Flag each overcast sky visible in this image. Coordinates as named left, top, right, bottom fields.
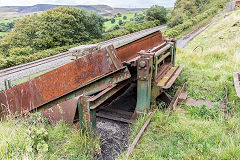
left=0, top=0, right=176, bottom=8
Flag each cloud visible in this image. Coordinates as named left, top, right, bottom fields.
left=0, top=0, right=175, bottom=8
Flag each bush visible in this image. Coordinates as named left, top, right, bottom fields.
left=0, top=7, right=104, bottom=52
left=9, top=46, right=34, bottom=56
left=113, top=25, right=120, bottom=30
left=146, top=5, right=167, bottom=24
left=119, top=19, right=123, bottom=25
left=111, top=18, right=116, bottom=24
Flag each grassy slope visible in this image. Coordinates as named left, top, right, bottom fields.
left=0, top=114, right=100, bottom=159
left=120, top=9, right=240, bottom=160
left=178, top=9, right=240, bottom=103
left=104, top=12, right=140, bottom=31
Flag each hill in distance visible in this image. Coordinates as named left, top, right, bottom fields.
left=0, top=4, right=145, bottom=19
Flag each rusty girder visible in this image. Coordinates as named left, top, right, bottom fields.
left=0, top=30, right=183, bottom=129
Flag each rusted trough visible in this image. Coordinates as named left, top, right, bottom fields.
left=0, top=30, right=182, bottom=130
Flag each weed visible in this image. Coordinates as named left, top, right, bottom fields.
left=0, top=113, right=100, bottom=159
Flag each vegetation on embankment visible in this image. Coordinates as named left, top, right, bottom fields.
left=120, top=9, right=240, bottom=160
left=0, top=113, right=100, bottom=159
left=164, top=0, right=228, bottom=38
left=121, top=108, right=240, bottom=159
left=178, top=9, right=240, bottom=104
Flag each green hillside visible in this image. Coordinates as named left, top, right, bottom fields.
left=104, top=12, right=143, bottom=32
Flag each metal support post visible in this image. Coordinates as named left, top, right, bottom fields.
left=136, top=55, right=153, bottom=114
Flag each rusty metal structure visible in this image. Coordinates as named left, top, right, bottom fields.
left=0, top=30, right=182, bottom=130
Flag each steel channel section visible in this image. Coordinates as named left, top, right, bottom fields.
left=0, top=45, right=128, bottom=120
left=42, top=97, right=79, bottom=125
left=116, top=31, right=165, bottom=63
left=136, top=53, right=154, bottom=114
left=28, top=67, right=131, bottom=124
left=78, top=78, right=133, bottom=130
left=136, top=39, right=181, bottom=114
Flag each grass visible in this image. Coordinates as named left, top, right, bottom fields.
left=0, top=17, right=19, bottom=23
left=104, top=12, right=142, bottom=32
left=119, top=9, right=240, bottom=160
left=0, top=113, right=100, bottom=159
left=0, top=32, right=8, bottom=37
left=177, top=10, right=240, bottom=104
left=120, top=109, right=240, bottom=159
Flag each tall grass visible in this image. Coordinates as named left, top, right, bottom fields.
left=177, top=10, right=240, bottom=104
left=0, top=114, right=100, bottom=159
left=120, top=109, right=240, bottom=159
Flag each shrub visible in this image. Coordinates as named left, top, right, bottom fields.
left=146, top=5, right=167, bottom=24
left=0, top=7, right=104, bottom=51
left=164, top=4, right=223, bottom=38
left=119, top=19, right=123, bottom=25
left=9, top=46, right=34, bottom=56
left=111, top=18, right=116, bottom=24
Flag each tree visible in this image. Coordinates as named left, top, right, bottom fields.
left=0, top=7, right=104, bottom=52
left=118, top=20, right=123, bottom=25
left=123, top=16, right=127, bottom=20
left=135, top=14, right=145, bottom=23
left=113, top=25, right=120, bottom=30
left=117, top=13, right=122, bottom=17
left=146, top=5, right=167, bottom=24
left=111, top=18, right=116, bottom=24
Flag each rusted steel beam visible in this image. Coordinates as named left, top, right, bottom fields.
left=116, top=31, right=165, bottom=63
left=42, top=97, right=79, bottom=125
left=126, top=109, right=157, bottom=158
left=168, top=83, right=187, bottom=118
left=0, top=45, right=127, bottom=119
left=233, top=72, right=240, bottom=98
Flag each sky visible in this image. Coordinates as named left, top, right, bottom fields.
left=0, top=0, right=176, bottom=8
